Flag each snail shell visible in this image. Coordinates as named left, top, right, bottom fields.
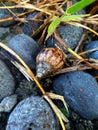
left=36, top=47, right=65, bottom=78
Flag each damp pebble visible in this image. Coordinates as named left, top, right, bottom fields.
left=0, top=59, right=15, bottom=101
left=84, top=40, right=98, bottom=59
left=0, top=3, right=22, bottom=27
left=7, top=34, right=40, bottom=69
left=53, top=71, right=98, bottom=120
left=0, top=27, right=14, bottom=43
left=0, top=95, right=17, bottom=112
left=46, top=0, right=85, bottom=53
left=22, top=12, right=43, bottom=36
left=6, top=96, right=59, bottom=130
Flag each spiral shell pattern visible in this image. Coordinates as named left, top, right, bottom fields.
left=36, top=48, right=65, bottom=78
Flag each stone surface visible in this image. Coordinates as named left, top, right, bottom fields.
left=6, top=96, right=59, bottom=130
left=53, top=70, right=98, bottom=120
left=0, top=27, right=14, bottom=43
left=22, top=12, right=43, bottom=36
left=46, top=0, right=85, bottom=53
left=84, top=40, right=98, bottom=76
left=7, top=34, right=40, bottom=69
left=0, top=59, right=15, bottom=101
left=0, top=3, right=22, bottom=27
left=84, top=40, right=98, bottom=59
left=0, top=94, right=17, bottom=112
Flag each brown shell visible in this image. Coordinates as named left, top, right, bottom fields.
left=36, top=48, right=65, bottom=78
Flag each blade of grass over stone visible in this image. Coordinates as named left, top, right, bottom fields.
left=66, top=0, right=96, bottom=14
left=67, top=21, right=98, bottom=36
left=0, top=42, right=46, bottom=95
left=54, top=30, right=98, bottom=71
left=44, top=95, right=68, bottom=130
left=48, top=14, right=88, bottom=37
left=0, top=42, right=68, bottom=130
left=48, top=17, right=61, bottom=36
left=61, top=14, right=90, bottom=21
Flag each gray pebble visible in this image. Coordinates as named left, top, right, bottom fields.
left=6, top=96, right=59, bottom=130
left=84, top=40, right=98, bottom=76
left=0, top=59, right=15, bottom=101
left=22, top=12, right=43, bottom=36
left=7, top=34, right=40, bottom=69
left=46, top=0, right=85, bottom=53
left=53, top=71, right=98, bottom=120
left=0, top=3, right=22, bottom=27
left=0, top=94, right=17, bottom=112
left=84, top=40, right=98, bottom=59
left=0, top=27, right=14, bottom=43
left=46, top=24, right=83, bottom=53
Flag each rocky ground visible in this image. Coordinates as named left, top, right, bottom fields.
left=0, top=0, right=98, bottom=130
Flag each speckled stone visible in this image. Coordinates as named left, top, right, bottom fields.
left=46, top=0, right=85, bottom=53
left=53, top=71, right=98, bottom=120
left=22, top=12, right=43, bottom=36
left=0, top=94, right=17, bottom=112
left=6, top=96, right=59, bottom=130
left=7, top=34, right=40, bottom=69
left=0, top=27, right=14, bottom=43
left=0, top=3, right=22, bottom=27
left=84, top=40, right=98, bottom=59
left=0, top=59, right=15, bottom=101
left=83, top=40, right=98, bottom=76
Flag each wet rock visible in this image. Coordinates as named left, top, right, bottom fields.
left=22, top=12, right=43, bottom=36
left=84, top=40, right=98, bottom=76
left=6, top=96, right=59, bottom=130
left=0, top=27, right=14, bottom=43
left=0, top=59, right=15, bottom=101
left=0, top=95, right=17, bottom=112
left=46, top=0, right=85, bottom=53
left=7, top=34, right=40, bottom=69
left=0, top=3, right=22, bottom=27
left=84, top=40, right=98, bottom=59
left=53, top=70, right=98, bottom=120
left=46, top=24, right=83, bottom=54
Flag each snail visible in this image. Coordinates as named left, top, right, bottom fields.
left=36, top=47, right=66, bottom=78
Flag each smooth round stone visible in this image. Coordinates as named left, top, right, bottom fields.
left=0, top=59, right=15, bottom=101
left=46, top=0, right=85, bottom=53
left=84, top=40, right=98, bottom=59
left=84, top=40, right=98, bottom=76
left=0, top=27, right=14, bottom=43
left=7, top=34, right=40, bottom=69
left=22, top=12, right=43, bottom=36
left=6, top=96, right=59, bottom=130
left=46, top=24, right=83, bottom=54
left=53, top=71, right=98, bottom=120
left=0, top=3, right=22, bottom=27
left=0, top=94, right=17, bottom=112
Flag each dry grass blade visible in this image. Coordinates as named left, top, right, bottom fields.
left=0, top=42, right=46, bottom=94
left=54, top=28, right=98, bottom=70
left=44, top=94, right=69, bottom=130
left=0, top=41, right=68, bottom=130
left=46, top=92, right=69, bottom=113
left=79, top=48, right=98, bottom=56
left=0, top=3, right=52, bottom=15
left=67, top=21, right=98, bottom=36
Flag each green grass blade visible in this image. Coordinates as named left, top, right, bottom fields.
left=66, top=0, right=96, bottom=14
left=48, top=17, right=61, bottom=36
left=61, top=14, right=89, bottom=21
